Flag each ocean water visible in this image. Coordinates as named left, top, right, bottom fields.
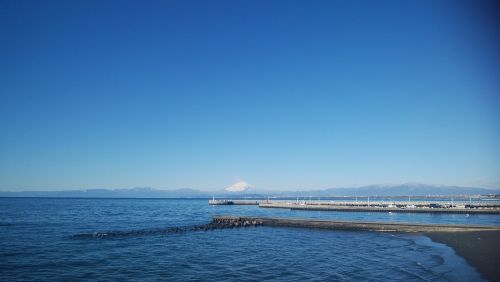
left=0, top=198, right=498, bottom=281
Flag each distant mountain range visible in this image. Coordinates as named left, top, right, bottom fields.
left=0, top=183, right=499, bottom=198
left=271, top=183, right=500, bottom=197
left=0, top=187, right=209, bottom=198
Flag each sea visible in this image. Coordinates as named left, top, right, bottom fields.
left=1, top=198, right=499, bottom=281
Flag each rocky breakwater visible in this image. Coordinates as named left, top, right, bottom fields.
left=72, top=216, right=263, bottom=239
left=208, top=216, right=264, bottom=229
left=213, top=216, right=500, bottom=232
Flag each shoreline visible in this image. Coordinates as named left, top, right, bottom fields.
left=213, top=216, right=500, bottom=281
left=425, top=231, right=500, bottom=282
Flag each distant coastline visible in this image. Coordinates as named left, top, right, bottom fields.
left=1, top=183, right=499, bottom=198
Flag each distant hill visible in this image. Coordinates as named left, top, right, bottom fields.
left=0, top=183, right=498, bottom=198
left=273, top=183, right=500, bottom=197
left=0, top=187, right=211, bottom=198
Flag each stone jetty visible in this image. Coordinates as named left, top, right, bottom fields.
left=208, top=199, right=260, bottom=205
left=72, top=217, right=263, bottom=239
left=212, top=216, right=500, bottom=232
left=73, top=216, right=499, bottom=239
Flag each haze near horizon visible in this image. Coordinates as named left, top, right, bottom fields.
left=1, top=0, right=499, bottom=191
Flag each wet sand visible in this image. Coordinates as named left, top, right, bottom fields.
left=425, top=231, right=500, bottom=282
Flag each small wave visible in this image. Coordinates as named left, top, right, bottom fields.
left=396, top=267, right=433, bottom=281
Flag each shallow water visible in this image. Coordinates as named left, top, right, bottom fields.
left=0, top=198, right=495, bottom=281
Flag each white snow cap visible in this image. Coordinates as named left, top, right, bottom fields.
left=225, top=181, right=252, bottom=192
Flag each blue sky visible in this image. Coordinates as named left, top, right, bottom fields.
left=1, top=0, right=499, bottom=191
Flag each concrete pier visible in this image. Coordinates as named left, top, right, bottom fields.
left=212, top=216, right=500, bottom=232
left=209, top=200, right=261, bottom=205
left=259, top=202, right=500, bottom=214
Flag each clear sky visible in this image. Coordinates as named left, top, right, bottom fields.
left=1, top=0, right=499, bottom=191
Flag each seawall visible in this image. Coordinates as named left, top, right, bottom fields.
left=213, top=216, right=500, bottom=232
left=259, top=203, right=500, bottom=214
